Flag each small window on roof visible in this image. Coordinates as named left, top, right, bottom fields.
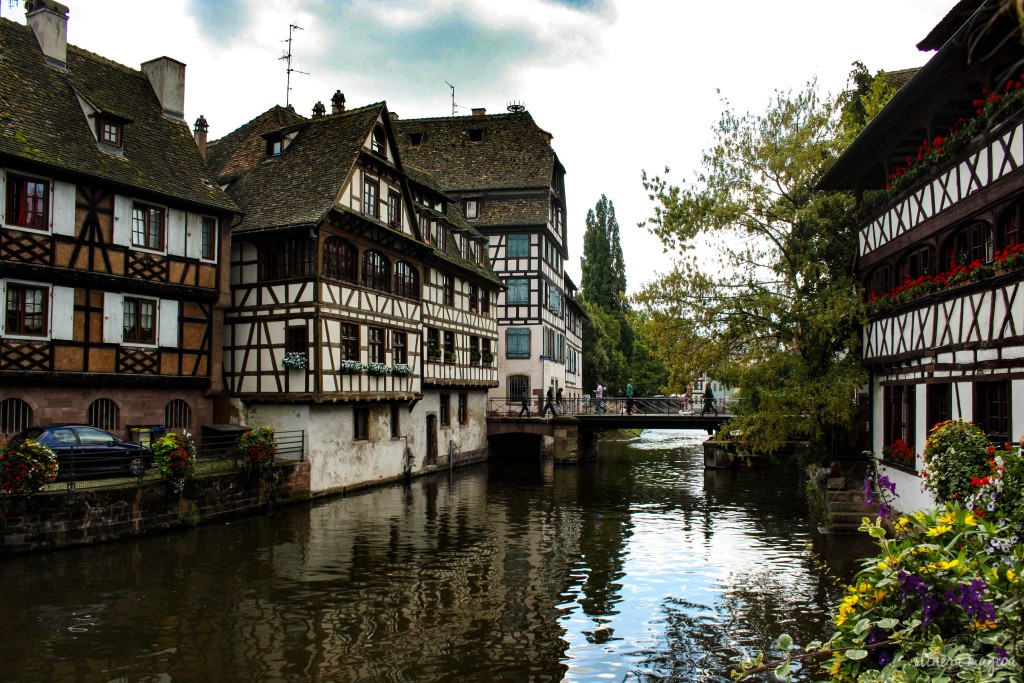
left=267, top=136, right=283, bottom=156
left=372, top=125, right=386, bottom=155
left=409, top=132, right=423, bottom=147
left=465, top=199, right=479, bottom=220
left=99, top=117, right=122, bottom=148
left=468, top=128, right=483, bottom=142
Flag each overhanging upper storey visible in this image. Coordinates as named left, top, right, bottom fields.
left=818, top=1, right=1024, bottom=262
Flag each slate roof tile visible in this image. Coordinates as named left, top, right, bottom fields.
left=0, top=17, right=236, bottom=213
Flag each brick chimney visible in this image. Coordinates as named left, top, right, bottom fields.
left=312, top=101, right=326, bottom=118
left=331, top=90, right=346, bottom=114
left=471, top=107, right=486, bottom=116
left=193, top=115, right=208, bottom=160
left=141, top=57, right=186, bottom=120
left=26, top=0, right=69, bottom=69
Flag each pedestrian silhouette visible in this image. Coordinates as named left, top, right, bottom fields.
left=701, top=384, right=717, bottom=415
left=519, top=390, right=530, bottom=417
left=542, top=387, right=556, bottom=418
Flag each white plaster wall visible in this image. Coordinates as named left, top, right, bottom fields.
left=878, top=464, right=934, bottom=514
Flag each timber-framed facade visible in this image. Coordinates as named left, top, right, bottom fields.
left=393, top=109, right=584, bottom=408
left=819, top=0, right=1024, bottom=511
left=1, top=2, right=237, bottom=441
left=208, top=98, right=501, bottom=493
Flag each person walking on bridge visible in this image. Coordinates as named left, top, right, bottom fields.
left=542, top=386, right=556, bottom=418
left=701, top=384, right=717, bottom=415
left=625, top=379, right=635, bottom=415
left=519, top=390, right=530, bottom=417
left=594, top=383, right=605, bottom=413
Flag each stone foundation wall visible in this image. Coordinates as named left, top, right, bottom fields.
left=0, top=461, right=311, bottom=555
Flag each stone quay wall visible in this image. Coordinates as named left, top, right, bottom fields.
left=0, top=462, right=311, bottom=555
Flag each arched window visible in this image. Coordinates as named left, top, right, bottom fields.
left=164, top=399, right=192, bottom=430
left=897, top=245, right=933, bottom=283
left=0, top=397, right=32, bottom=436
left=87, top=398, right=120, bottom=431
left=362, top=250, right=390, bottom=291
left=323, top=237, right=357, bottom=281
left=394, top=261, right=419, bottom=299
left=943, top=221, right=992, bottom=270
left=996, top=202, right=1023, bottom=253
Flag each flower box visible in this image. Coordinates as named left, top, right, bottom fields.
left=392, top=363, right=414, bottom=376
left=367, top=362, right=391, bottom=376
left=281, top=351, right=308, bottom=369
left=340, top=360, right=366, bottom=374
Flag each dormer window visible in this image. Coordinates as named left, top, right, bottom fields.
left=99, top=118, right=122, bottom=147
left=267, top=136, right=283, bottom=156
left=409, top=132, right=423, bottom=147
left=465, top=199, right=479, bottom=220
left=371, top=125, right=386, bottom=155
left=468, top=128, right=483, bottom=142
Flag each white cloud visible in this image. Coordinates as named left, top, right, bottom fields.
left=12, top=0, right=954, bottom=292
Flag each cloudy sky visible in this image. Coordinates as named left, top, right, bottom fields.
left=4, top=0, right=953, bottom=291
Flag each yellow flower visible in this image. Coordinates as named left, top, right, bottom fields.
left=963, top=513, right=977, bottom=527
left=894, top=517, right=911, bottom=531
left=936, top=559, right=959, bottom=570
left=1006, top=570, right=1018, bottom=584
left=926, top=524, right=952, bottom=537
left=974, top=619, right=998, bottom=629
left=830, top=659, right=842, bottom=675
left=939, top=511, right=956, bottom=525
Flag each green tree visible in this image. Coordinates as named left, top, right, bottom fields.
left=581, top=195, right=622, bottom=312
left=636, top=79, right=868, bottom=457
left=580, top=298, right=627, bottom=395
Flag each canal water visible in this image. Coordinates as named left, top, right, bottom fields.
left=0, top=430, right=871, bottom=682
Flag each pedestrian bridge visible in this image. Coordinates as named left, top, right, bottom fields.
left=486, top=396, right=733, bottom=463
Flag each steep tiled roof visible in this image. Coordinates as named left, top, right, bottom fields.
left=393, top=112, right=558, bottom=192
left=217, top=103, right=383, bottom=233
left=0, top=17, right=236, bottom=213
left=917, top=0, right=986, bottom=51
left=206, top=106, right=306, bottom=183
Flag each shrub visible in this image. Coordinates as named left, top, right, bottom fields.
left=0, top=439, right=58, bottom=495
left=238, top=427, right=276, bottom=474
left=152, top=432, right=196, bottom=494
left=922, top=419, right=995, bottom=504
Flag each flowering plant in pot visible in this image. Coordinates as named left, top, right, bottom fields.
left=152, top=431, right=196, bottom=494
left=0, top=438, right=58, bottom=495
left=237, top=426, right=276, bottom=475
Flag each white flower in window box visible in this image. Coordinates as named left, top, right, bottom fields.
left=340, top=359, right=366, bottom=374
left=281, top=351, right=308, bottom=369
left=367, top=362, right=392, bottom=376
left=392, top=363, right=414, bottom=376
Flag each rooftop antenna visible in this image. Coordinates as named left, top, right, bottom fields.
left=280, top=23, right=309, bottom=109
left=445, top=81, right=459, bottom=117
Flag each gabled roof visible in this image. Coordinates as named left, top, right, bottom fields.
left=206, top=106, right=306, bottom=184
left=213, top=102, right=384, bottom=233
left=0, top=17, right=236, bottom=213
left=818, top=0, right=1019, bottom=191
left=917, top=0, right=985, bottom=51
left=393, top=111, right=561, bottom=192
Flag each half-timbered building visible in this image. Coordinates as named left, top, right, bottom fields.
left=819, top=0, right=1024, bottom=510
left=207, top=97, right=501, bottom=493
left=393, top=108, right=583, bottom=408
left=0, top=2, right=237, bottom=440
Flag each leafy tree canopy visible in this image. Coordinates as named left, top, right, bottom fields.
left=636, top=77, right=875, bottom=456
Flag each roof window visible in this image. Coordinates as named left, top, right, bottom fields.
left=409, top=132, right=423, bottom=147
left=468, top=128, right=483, bottom=142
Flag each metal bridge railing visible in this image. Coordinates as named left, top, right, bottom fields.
left=487, top=396, right=740, bottom=417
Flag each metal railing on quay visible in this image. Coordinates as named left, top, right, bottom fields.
left=37, top=430, right=306, bottom=493
left=487, top=396, right=741, bottom=417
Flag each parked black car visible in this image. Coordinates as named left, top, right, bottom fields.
left=12, top=425, right=155, bottom=481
